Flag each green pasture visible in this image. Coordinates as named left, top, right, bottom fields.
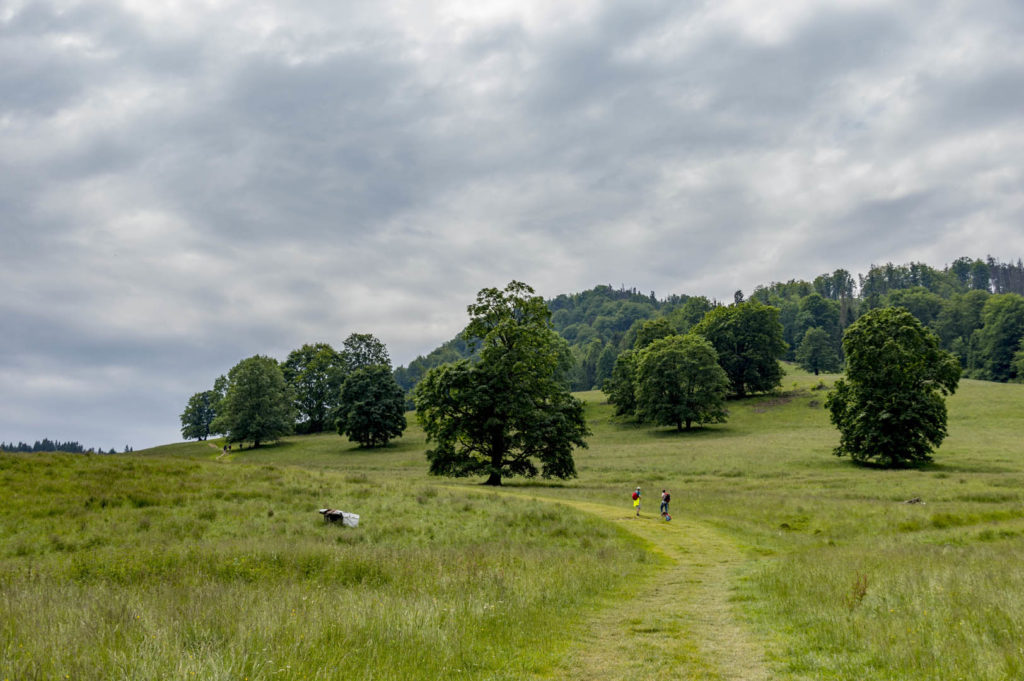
left=3, top=364, right=1024, bottom=679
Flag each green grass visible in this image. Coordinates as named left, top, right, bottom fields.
left=0, top=454, right=647, bottom=680
left=4, top=363, right=1024, bottom=679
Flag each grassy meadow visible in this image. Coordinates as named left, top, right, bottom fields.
left=3, top=363, right=1024, bottom=679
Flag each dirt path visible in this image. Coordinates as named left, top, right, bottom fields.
left=528, top=497, right=771, bottom=680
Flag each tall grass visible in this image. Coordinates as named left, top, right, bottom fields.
left=0, top=454, right=646, bottom=680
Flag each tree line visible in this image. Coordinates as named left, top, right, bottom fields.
left=180, top=333, right=407, bottom=449
left=180, top=277, right=970, bottom=478
left=0, top=440, right=133, bottom=454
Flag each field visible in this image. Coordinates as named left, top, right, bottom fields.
left=3, top=364, right=1024, bottom=679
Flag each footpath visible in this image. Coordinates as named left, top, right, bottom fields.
left=526, top=496, right=771, bottom=680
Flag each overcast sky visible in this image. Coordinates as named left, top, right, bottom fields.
left=2, top=0, right=1023, bottom=449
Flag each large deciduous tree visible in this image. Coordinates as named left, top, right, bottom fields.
left=214, top=355, right=296, bottom=448
left=336, top=365, right=407, bottom=448
left=693, top=300, right=787, bottom=397
left=179, top=390, right=220, bottom=441
left=635, top=335, right=729, bottom=431
left=826, top=308, right=960, bottom=467
left=282, top=343, right=344, bottom=433
left=415, top=281, right=589, bottom=486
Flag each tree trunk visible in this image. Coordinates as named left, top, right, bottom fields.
left=485, top=431, right=504, bottom=486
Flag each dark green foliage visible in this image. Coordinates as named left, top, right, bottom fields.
left=970, top=294, right=1024, bottom=381
left=595, top=344, right=618, bottom=386
left=826, top=308, right=960, bottom=467
left=813, top=269, right=856, bottom=301
left=635, top=335, right=729, bottom=430
left=603, top=349, right=638, bottom=417
left=214, top=355, right=295, bottom=448
left=0, top=439, right=91, bottom=453
left=664, top=296, right=714, bottom=333
left=341, top=333, right=391, bottom=373
left=415, top=282, right=589, bottom=485
left=693, top=300, right=787, bottom=397
left=859, top=262, right=963, bottom=300
left=1013, top=339, right=1024, bottom=383
left=932, top=290, right=989, bottom=364
left=179, top=390, right=221, bottom=441
left=336, top=365, right=407, bottom=447
left=282, top=343, right=344, bottom=433
left=795, top=327, right=841, bottom=376
left=635, top=318, right=677, bottom=349
left=886, top=287, right=945, bottom=327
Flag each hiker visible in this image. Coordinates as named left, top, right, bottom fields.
left=661, top=489, right=671, bottom=519
left=632, top=487, right=641, bottom=516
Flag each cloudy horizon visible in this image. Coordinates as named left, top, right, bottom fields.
left=2, top=0, right=1023, bottom=450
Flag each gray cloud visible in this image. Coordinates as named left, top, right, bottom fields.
left=2, top=0, right=1023, bottom=448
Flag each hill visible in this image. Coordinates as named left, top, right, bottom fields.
left=4, top=365, right=1024, bottom=678
left=395, top=256, right=1024, bottom=393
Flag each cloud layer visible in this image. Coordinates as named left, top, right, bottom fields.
left=2, top=0, right=1023, bottom=448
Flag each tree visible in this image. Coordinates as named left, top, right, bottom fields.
left=693, top=300, right=787, bottom=397
left=282, top=343, right=344, bottom=433
left=595, top=344, right=618, bottom=387
left=1012, top=338, right=1024, bottom=383
left=826, top=308, right=960, bottom=467
left=336, top=365, right=407, bottom=447
left=179, top=389, right=220, bottom=441
left=795, top=327, right=841, bottom=375
left=603, top=349, right=638, bottom=416
left=341, top=333, right=391, bottom=373
left=635, top=318, right=677, bottom=350
left=665, top=296, right=714, bottom=332
left=970, top=294, right=1024, bottom=381
left=415, top=281, right=589, bottom=485
left=635, top=335, right=729, bottom=430
left=215, top=355, right=295, bottom=448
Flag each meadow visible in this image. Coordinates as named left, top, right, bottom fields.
left=3, top=364, right=1024, bottom=679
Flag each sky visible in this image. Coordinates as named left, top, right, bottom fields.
left=2, top=0, right=1023, bottom=450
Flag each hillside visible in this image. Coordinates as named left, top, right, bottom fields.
left=4, top=365, right=1024, bottom=678
left=395, top=257, right=1024, bottom=393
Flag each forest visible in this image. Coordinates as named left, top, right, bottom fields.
left=396, top=256, right=1024, bottom=392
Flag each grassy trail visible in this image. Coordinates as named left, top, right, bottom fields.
left=474, top=489, right=770, bottom=680
left=553, top=500, right=769, bottom=681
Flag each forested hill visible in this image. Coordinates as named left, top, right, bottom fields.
left=394, top=256, right=1024, bottom=392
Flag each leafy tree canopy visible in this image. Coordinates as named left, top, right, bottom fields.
left=415, top=281, right=589, bottom=485
left=971, top=293, right=1024, bottom=381
left=214, top=355, right=295, bottom=448
left=342, top=333, right=391, bottom=373
left=603, top=349, right=638, bottom=417
left=826, top=308, right=960, bottom=467
left=282, top=343, right=344, bottom=433
left=635, top=317, right=677, bottom=350
left=179, top=389, right=221, bottom=441
left=795, top=327, right=841, bottom=376
left=336, top=365, right=407, bottom=448
left=693, top=300, right=787, bottom=397
left=635, top=334, right=729, bottom=431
